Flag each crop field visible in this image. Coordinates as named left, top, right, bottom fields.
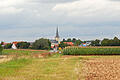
left=63, top=46, right=120, bottom=55
left=0, top=49, right=120, bottom=80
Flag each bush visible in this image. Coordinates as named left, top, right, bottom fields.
left=0, top=45, right=3, bottom=55
left=63, top=47, right=120, bottom=55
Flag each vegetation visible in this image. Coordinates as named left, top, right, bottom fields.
left=0, top=58, right=32, bottom=77
left=16, top=42, right=30, bottom=49
left=0, top=49, right=83, bottom=80
left=2, top=49, right=48, bottom=56
left=59, top=42, right=69, bottom=48
left=0, top=45, right=3, bottom=55
left=4, top=43, right=12, bottom=49
left=63, top=47, right=120, bottom=55
left=32, top=38, right=51, bottom=50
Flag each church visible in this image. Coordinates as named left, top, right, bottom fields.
left=50, top=27, right=60, bottom=49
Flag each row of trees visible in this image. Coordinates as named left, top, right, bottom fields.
left=59, top=38, right=83, bottom=48
left=1, top=38, right=51, bottom=50
left=91, top=37, right=120, bottom=46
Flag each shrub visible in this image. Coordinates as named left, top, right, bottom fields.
left=63, top=47, right=120, bottom=55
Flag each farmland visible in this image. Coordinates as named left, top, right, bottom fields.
left=63, top=46, right=120, bottom=55
left=0, top=49, right=120, bottom=80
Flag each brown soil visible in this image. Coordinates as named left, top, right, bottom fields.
left=83, top=57, right=120, bottom=80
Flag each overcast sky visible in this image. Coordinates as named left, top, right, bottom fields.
left=0, top=0, right=120, bottom=42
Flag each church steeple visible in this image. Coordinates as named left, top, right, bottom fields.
left=55, top=27, right=60, bottom=42
left=56, top=27, right=59, bottom=38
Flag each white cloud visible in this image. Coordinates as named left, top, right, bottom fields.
left=52, top=0, right=120, bottom=22
left=0, top=0, right=26, bottom=14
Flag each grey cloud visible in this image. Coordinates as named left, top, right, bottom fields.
left=30, top=0, right=78, bottom=3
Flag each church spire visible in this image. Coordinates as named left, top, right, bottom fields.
left=55, top=27, right=60, bottom=42
left=56, top=27, right=59, bottom=38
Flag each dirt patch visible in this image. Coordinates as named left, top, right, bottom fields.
left=83, top=57, right=120, bottom=80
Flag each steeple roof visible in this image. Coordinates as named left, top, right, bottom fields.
left=55, top=27, right=59, bottom=38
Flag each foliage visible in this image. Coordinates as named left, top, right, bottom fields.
left=63, top=47, right=120, bottom=55
left=101, top=37, right=120, bottom=46
left=91, top=39, right=101, bottom=46
left=16, top=42, right=30, bottom=49
left=62, top=38, right=82, bottom=46
left=0, top=44, right=3, bottom=55
left=4, top=43, right=12, bottom=49
left=59, top=42, right=69, bottom=48
left=32, top=38, right=51, bottom=50
left=74, top=39, right=83, bottom=46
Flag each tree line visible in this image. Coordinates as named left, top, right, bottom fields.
left=1, top=37, right=120, bottom=50
left=91, top=37, right=120, bottom=46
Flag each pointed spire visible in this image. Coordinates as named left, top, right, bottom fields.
left=56, top=27, right=59, bottom=38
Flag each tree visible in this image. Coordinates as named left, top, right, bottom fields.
left=32, top=38, right=51, bottom=50
left=91, top=39, right=101, bottom=46
left=67, top=38, right=72, bottom=42
left=72, top=38, right=76, bottom=43
left=74, top=39, right=82, bottom=46
left=59, top=42, right=69, bottom=48
left=0, top=44, right=3, bottom=55
left=16, top=42, right=30, bottom=49
left=63, top=39, right=66, bottom=42
left=101, top=38, right=110, bottom=46
left=113, top=37, right=120, bottom=46
left=4, top=43, right=12, bottom=49
left=1, top=41, right=4, bottom=45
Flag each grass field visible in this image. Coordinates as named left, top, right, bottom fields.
left=0, top=49, right=120, bottom=80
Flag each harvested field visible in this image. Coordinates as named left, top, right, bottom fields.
left=83, top=56, right=120, bottom=80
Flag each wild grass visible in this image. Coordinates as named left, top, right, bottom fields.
left=0, top=58, right=32, bottom=77
left=2, top=49, right=48, bottom=56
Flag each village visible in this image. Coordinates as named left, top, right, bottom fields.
left=0, top=27, right=92, bottom=51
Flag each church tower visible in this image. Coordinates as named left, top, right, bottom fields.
left=55, top=27, right=60, bottom=42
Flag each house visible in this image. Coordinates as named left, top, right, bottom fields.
left=64, top=42, right=74, bottom=46
left=12, top=43, right=17, bottom=49
left=50, top=40, right=59, bottom=48
left=11, top=41, right=23, bottom=49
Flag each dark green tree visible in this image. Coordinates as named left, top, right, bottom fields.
left=112, top=37, right=120, bottom=46
left=72, top=38, right=76, bottom=43
left=67, top=38, right=72, bottom=42
left=59, top=42, right=69, bottom=48
left=91, top=39, right=101, bottom=46
left=101, top=38, right=110, bottom=46
left=0, top=44, right=3, bottom=55
left=32, top=38, right=51, bottom=50
left=4, top=43, right=12, bottom=49
left=74, top=39, right=82, bottom=46
left=16, top=42, right=30, bottom=49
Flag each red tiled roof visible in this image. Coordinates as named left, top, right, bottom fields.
left=64, top=42, right=74, bottom=46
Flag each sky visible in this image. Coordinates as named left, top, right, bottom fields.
left=0, top=0, right=120, bottom=42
